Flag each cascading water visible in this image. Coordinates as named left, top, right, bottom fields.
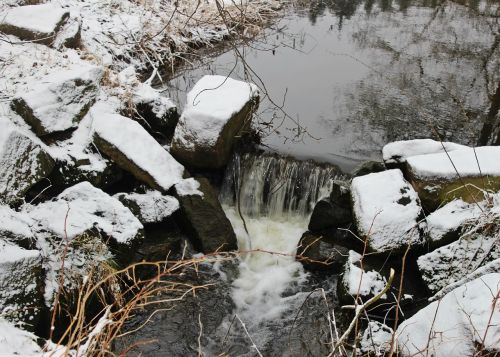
left=219, top=152, right=343, bottom=323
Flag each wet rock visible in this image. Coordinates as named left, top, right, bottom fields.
left=352, top=160, right=386, bottom=177
left=171, top=75, right=259, bottom=169
left=11, top=65, right=102, bottom=138
left=0, top=240, right=43, bottom=331
left=0, top=117, right=55, bottom=206
left=406, top=146, right=500, bottom=211
left=131, top=83, right=179, bottom=139
left=297, top=231, right=349, bottom=271
left=351, top=169, right=424, bottom=253
left=93, top=112, right=185, bottom=192
left=0, top=4, right=69, bottom=46
left=114, top=191, right=179, bottom=225
left=308, top=181, right=352, bottom=233
left=174, top=178, right=237, bottom=253
left=396, top=273, right=500, bottom=356
left=417, top=233, right=499, bottom=295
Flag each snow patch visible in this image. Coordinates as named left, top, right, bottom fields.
left=382, top=139, right=468, bottom=164
left=175, top=178, right=204, bottom=197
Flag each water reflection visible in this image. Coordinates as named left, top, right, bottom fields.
left=162, top=0, right=500, bottom=172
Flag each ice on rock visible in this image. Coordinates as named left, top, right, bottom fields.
left=0, top=3, right=69, bottom=46
left=114, top=191, right=179, bottom=224
left=92, top=111, right=184, bottom=192
left=0, top=117, right=55, bottom=205
left=396, top=273, right=500, bottom=356
left=351, top=169, right=423, bottom=252
left=171, top=75, right=259, bottom=168
left=382, top=139, right=468, bottom=165
left=11, top=65, right=103, bottom=137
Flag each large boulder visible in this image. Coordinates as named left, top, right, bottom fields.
left=406, top=146, right=500, bottom=211
left=114, top=191, right=179, bottom=225
left=0, top=117, right=54, bottom=206
left=0, top=240, right=43, bottom=330
left=396, top=273, right=500, bottom=356
left=417, top=233, right=499, bottom=295
left=11, top=65, right=103, bottom=138
left=382, top=139, right=468, bottom=167
left=351, top=169, right=424, bottom=253
left=174, top=178, right=237, bottom=253
left=93, top=111, right=185, bottom=192
left=0, top=3, right=69, bottom=46
left=171, top=75, right=259, bottom=169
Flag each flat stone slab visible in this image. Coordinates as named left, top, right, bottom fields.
left=351, top=169, right=423, bottom=252
left=93, top=111, right=185, bottom=192
left=0, top=3, right=69, bottom=46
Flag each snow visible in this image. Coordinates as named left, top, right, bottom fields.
left=174, top=178, right=204, bottom=197
left=172, top=75, right=259, bottom=149
left=417, top=234, right=499, bottom=294
left=382, top=139, right=468, bottom=164
left=0, top=318, right=41, bottom=356
left=0, top=3, right=69, bottom=35
left=114, top=191, right=179, bottom=224
left=92, top=110, right=184, bottom=191
left=14, top=64, right=102, bottom=135
left=360, top=321, right=393, bottom=356
left=0, top=205, right=33, bottom=241
left=396, top=273, right=500, bottom=356
left=133, top=83, right=176, bottom=120
left=342, top=251, right=387, bottom=298
left=0, top=239, right=39, bottom=266
left=407, top=146, right=500, bottom=179
left=25, top=181, right=143, bottom=245
left=425, top=199, right=483, bottom=243
left=351, top=169, right=422, bottom=252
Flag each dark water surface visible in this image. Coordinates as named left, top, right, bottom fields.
left=163, top=0, right=499, bottom=172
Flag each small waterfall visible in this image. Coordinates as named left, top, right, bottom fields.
left=220, top=152, right=343, bottom=219
left=220, top=152, right=344, bottom=324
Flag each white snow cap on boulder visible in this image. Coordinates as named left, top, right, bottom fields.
left=382, top=139, right=468, bottom=165
left=171, top=75, right=259, bottom=168
left=396, top=273, right=500, bottom=356
left=351, top=169, right=422, bottom=252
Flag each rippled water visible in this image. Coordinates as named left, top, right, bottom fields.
left=164, top=0, right=499, bottom=172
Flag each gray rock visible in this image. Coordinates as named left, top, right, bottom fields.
left=308, top=181, right=352, bottom=232
left=174, top=178, right=237, bottom=253
left=353, top=160, right=386, bottom=177
left=0, top=117, right=55, bottom=206
left=296, top=231, right=349, bottom=271
left=0, top=240, right=43, bottom=331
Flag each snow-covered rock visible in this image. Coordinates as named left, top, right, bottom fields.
left=0, top=117, right=55, bottom=206
left=11, top=65, right=103, bottom=137
left=0, top=3, right=69, bottom=46
left=53, top=17, right=82, bottom=49
left=417, top=234, right=499, bottom=294
left=0, top=205, right=35, bottom=249
left=174, top=178, right=237, bottom=253
left=114, top=191, right=179, bottom=224
left=351, top=169, right=423, bottom=253
left=396, top=273, right=500, bottom=356
left=338, top=251, right=387, bottom=301
left=425, top=198, right=482, bottom=247
left=171, top=75, right=259, bottom=169
left=92, top=111, right=184, bottom=192
left=360, top=321, right=393, bottom=356
left=0, top=318, right=42, bottom=356
left=382, top=139, right=468, bottom=166
left=0, top=240, right=43, bottom=330
left=406, top=146, right=500, bottom=210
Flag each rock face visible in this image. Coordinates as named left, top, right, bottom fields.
left=0, top=117, right=55, bottom=206
left=93, top=112, right=185, bottom=192
left=11, top=65, right=102, bottom=137
left=0, top=4, right=69, bottom=46
left=406, top=146, right=500, bottom=210
left=396, top=273, right=500, bottom=356
left=171, top=75, right=259, bottom=169
left=297, top=231, right=349, bottom=271
left=114, top=191, right=179, bottom=224
left=174, top=178, right=237, bottom=253
left=351, top=169, right=423, bottom=253
left=0, top=240, right=43, bottom=330
left=417, top=233, right=499, bottom=295
left=308, top=181, right=352, bottom=233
